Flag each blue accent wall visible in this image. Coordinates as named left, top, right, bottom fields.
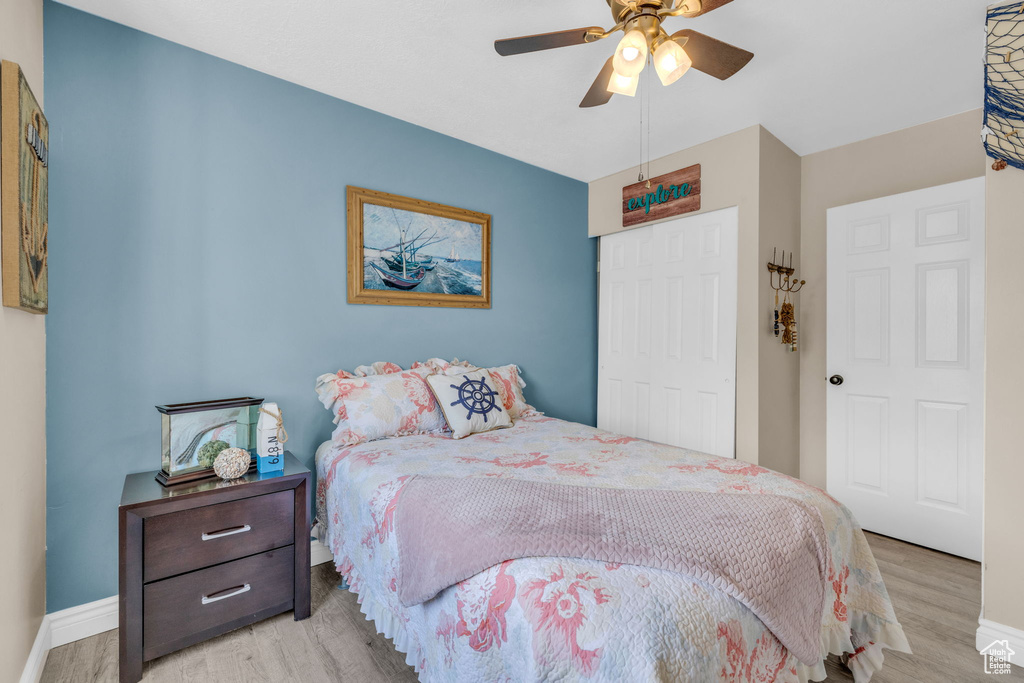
left=44, top=2, right=596, bottom=612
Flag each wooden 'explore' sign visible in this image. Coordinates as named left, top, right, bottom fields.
left=621, top=164, right=701, bottom=228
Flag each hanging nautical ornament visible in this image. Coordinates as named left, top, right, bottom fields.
left=779, top=299, right=793, bottom=344
left=779, top=295, right=797, bottom=351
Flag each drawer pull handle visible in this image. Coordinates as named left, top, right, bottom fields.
left=201, top=583, right=251, bottom=605
left=201, top=524, right=251, bottom=541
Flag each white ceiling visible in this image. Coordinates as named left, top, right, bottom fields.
left=55, top=0, right=991, bottom=182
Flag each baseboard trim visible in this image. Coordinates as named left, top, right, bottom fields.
left=310, top=537, right=334, bottom=567
left=18, top=615, right=51, bottom=683
left=977, top=618, right=1024, bottom=666
left=49, top=595, right=119, bottom=649
left=21, top=537, right=336, bottom=678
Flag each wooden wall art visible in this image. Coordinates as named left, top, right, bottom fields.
left=1, top=60, right=48, bottom=314
left=621, top=164, right=701, bottom=228
left=347, top=186, right=491, bottom=308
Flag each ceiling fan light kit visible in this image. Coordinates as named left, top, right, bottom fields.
left=613, top=29, right=649, bottom=77
left=653, top=38, right=692, bottom=86
left=494, top=0, right=753, bottom=108
left=608, top=70, right=640, bottom=96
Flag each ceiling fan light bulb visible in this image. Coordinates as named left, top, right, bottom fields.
left=613, top=30, right=648, bottom=78
left=654, top=40, right=692, bottom=86
left=607, top=69, right=639, bottom=97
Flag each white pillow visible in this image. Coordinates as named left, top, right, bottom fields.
left=426, top=369, right=512, bottom=439
left=442, top=363, right=538, bottom=419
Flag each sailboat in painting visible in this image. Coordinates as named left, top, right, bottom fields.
left=444, top=246, right=460, bottom=263
left=370, top=261, right=425, bottom=290
left=372, top=228, right=429, bottom=290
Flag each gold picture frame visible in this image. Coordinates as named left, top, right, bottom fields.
left=1, top=60, right=48, bottom=314
left=347, top=186, right=491, bottom=308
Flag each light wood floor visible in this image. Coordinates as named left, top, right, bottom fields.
left=42, top=533, right=1022, bottom=682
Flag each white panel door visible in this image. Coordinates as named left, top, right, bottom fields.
left=598, top=207, right=738, bottom=458
left=826, top=178, right=984, bottom=560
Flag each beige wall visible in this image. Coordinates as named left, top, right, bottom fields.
left=757, top=129, right=801, bottom=476
left=983, top=162, right=1024, bottom=632
left=589, top=125, right=802, bottom=474
left=798, top=110, right=986, bottom=488
left=0, top=0, right=47, bottom=678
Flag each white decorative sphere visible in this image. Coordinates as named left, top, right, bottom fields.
left=213, top=447, right=251, bottom=480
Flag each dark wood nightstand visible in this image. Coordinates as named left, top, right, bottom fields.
left=118, top=452, right=310, bottom=683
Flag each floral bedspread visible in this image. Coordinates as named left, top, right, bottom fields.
left=315, top=416, right=909, bottom=682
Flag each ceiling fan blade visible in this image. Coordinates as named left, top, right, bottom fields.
left=677, top=0, right=735, bottom=18
left=579, top=57, right=616, bottom=108
left=671, top=29, right=753, bottom=80
left=495, top=27, right=605, bottom=56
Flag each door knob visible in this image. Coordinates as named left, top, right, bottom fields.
left=829, top=374, right=844, bottom=386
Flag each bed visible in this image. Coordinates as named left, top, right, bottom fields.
left=315, top=414, right=910, bottom=682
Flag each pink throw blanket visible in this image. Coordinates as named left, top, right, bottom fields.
left=395, top=475, right=829, bottom=666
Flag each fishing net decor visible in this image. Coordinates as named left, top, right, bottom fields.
left=985, top=1, right=1024, bottom=170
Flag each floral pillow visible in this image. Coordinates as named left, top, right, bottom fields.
left=336, top=369, right=446, bottom=446
left=315, top=361, right=405, bottom=424
left=483, top=364, right=538, bottom=419
left=316, top=359, right=450, bottom=425
left=353, top=361, right=403, bottom=377
left=427, top=369, right=512, bottom=439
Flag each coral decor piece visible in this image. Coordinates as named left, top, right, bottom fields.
left=198, top=439, right=229, bottom=468
left=213, top=447, right=251, bottom=480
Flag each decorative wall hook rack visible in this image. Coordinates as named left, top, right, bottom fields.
left=767, top=248, right=805, bottom=351
left=767, top=248, right=805, bottom=294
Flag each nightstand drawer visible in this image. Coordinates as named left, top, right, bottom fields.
left=142, top=547, right=294, bottom=660
left=143, top=490, right=294, bottom=582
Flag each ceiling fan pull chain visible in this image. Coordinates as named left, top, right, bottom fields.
left=646, top=60, right=652, bottom=186
left=638, top=68, right=645, bottom=183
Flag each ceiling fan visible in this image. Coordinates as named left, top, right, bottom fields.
left=494, top=0, right=753, bottom=108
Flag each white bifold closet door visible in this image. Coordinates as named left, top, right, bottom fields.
left=598, top=207, right=738, bottom=458
left=826, top=177, right=984, bottom=560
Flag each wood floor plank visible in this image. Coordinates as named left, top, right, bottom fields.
left=253, top=610, right=334, bottom=683
left=331, top=577, right=416, bottom=678
left=39, top=532, right=1024, bottom=682
left=198, top=624, right=271, bottom=682
left=303, top=576, right=392, bottom=681
left=143, top=637, right=210, bottom=683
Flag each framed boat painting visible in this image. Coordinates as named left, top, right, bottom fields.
left=347, top=186, right=491, bottom=308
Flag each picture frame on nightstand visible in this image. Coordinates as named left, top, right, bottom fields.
left=155, top=397, right=263, bottom=487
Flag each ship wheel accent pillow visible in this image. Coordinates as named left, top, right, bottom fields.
left=426, top=369, right=512, bottom=439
